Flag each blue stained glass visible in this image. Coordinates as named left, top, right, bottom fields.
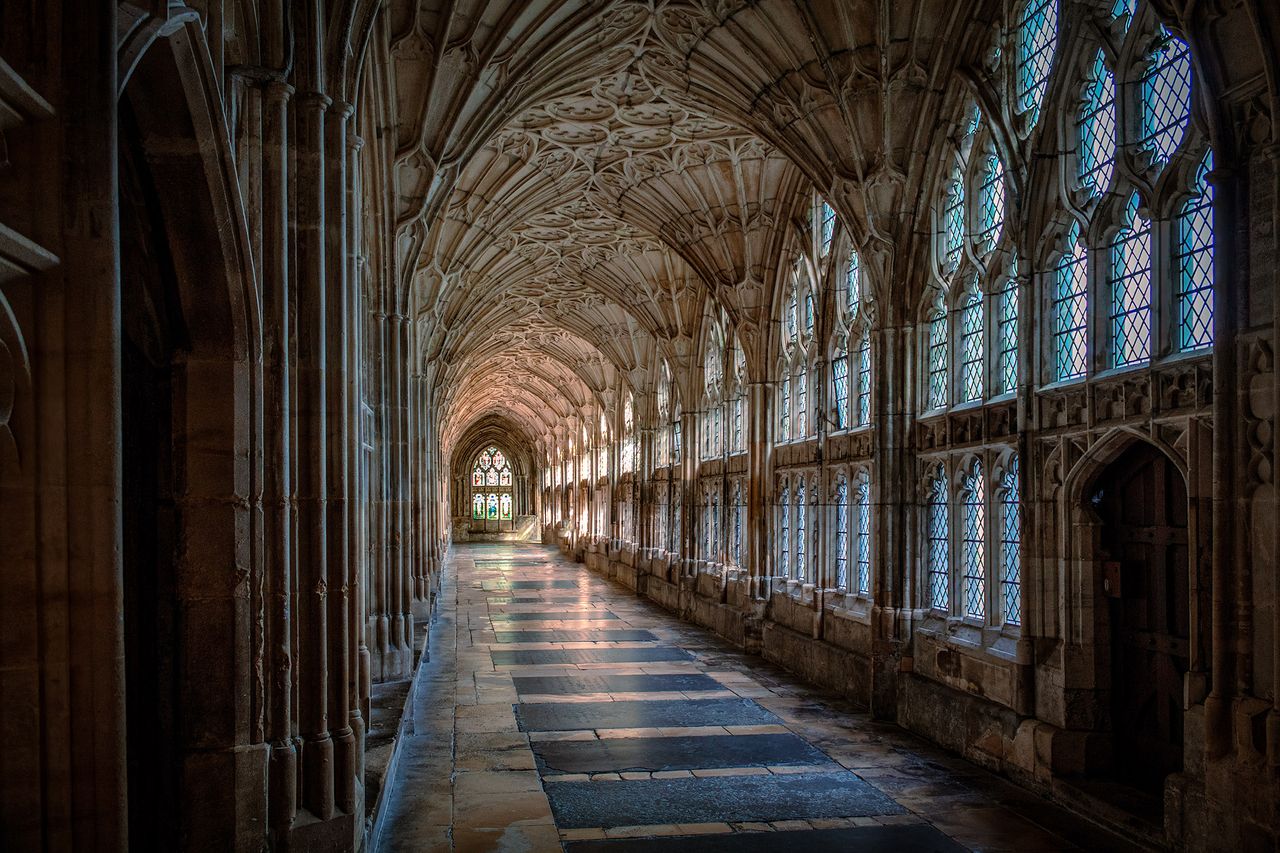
left=943, top=168, right=965, bottom=271
left=847, top=250, right=861, bottom=314
left=1109, top=194, right=1153, bottom=368
left=927, top=467, right=949, bottom=611
left=961, top=463, right=986, bottom=620
left=833, top=352, right=850, bottom=430
left=820, top=200, right=836, bottom=257
left=1176, top=152, right=1215, bottom=350
left=796, top=482, right=807, bottom=582
left=1079, top=51, right=1117, bottom=199
left=976, top=153, right=1006, bottom=252
left=835, top=477, right=849, bottom=589
left=856, top=331, right=872, bottom=427
left=1000, top=457, right=1021, bottom=625
left=1016, top=0, right=1058, bottom=126
left=960, top=291, right=985, bottom=402
left=997, top=278, right=1019, bottom=394
left=928, top=313, right=949, bottom=409
left=1140, top=28, right=1192, bottom=170
left=854, top=470, right=871, bottom=596
left=1053, top=223, right=1088, bottom=380
left=1112, top=0, right=1137, bottom=33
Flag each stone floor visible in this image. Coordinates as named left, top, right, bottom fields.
left=373, top=544, right=1142, bottom=852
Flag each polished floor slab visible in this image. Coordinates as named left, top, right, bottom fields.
left=374, top=544, right=1144, bottom=852
left=532, top=733, right=832, bottom=775
left=513, top=674, right=722, bottom=696
left=516, top=698, right=780, bottom=733
left=494, top=629, right=659, bottom=644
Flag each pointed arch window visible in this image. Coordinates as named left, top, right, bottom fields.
left=855, top=330, right=872, bottom=427
left=1078, top=51, right=1117, bottom=199
left=1109, top=193, right=1153, bottom=367
left=996, top=268, right=1020, bottom=394
left=976, top=152, right=1006, bottom=252
left=926, top=466, right=950, bottom=611
left=472, top=446, right=514, bottom=520
left=1015, top=0, right=1058, bottom=125
left=1052, top=223, right=1088, bottom=380
left=1176, top=153, right=1215, bottom=350
left=847, top=249, right=861, bottom=314
left=960, top=461, right=987, bottom=620
left=834, top=475, right=849, bottom=589
left=832, top=347, right=850, bottom=430
left=927, top=312, right=950, bottom=410
left=943, top=168, right=966, bottom=272
left=819, top=199, right=837, bottom=257
left=1000, top=456, right=1022, bottom=626
left=853, top=469, right=871, bottom=596
left=1139, top=27, right=1192, bottom=171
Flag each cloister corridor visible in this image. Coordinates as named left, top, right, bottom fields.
left=373, top=544, right=1136, bottom=852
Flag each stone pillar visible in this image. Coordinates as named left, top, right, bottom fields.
left=291, top=89, right=333, bottom=820
left=261, top=78, right=297, bottom=833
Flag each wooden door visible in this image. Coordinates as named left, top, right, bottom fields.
left=1093, top=443, right=1189, bottom=791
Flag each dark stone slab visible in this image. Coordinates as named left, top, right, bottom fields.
left=564, top=825, right=966, bottom=852
left=486, top=596, right=586, bottom=604
left=545, top=771, right=904, bottom=828
left=512, top=673, right=720, bottom=696
left=490, top=611, right=619, bottom=622
left=514, top=698, right=778, bottom=732
left=509, top=580, right=580, bottom=589
left=491, top=648, right=694, bottom=666
left=493, top=630, right=658, bottom=644
left=532, top=733, right=833, bottom=774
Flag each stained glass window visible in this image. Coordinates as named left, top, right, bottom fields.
left=833, top=350, right=850, bottom=430
left=856, top=331, right=872, bottom=427
left=787, top=287, right=798, bottom=343
left=796, top=481, right=807, bottom=582
left=847, top=250, right=861, bottom=314
left=732, top=395, right=745, bottom=452
left=472, top=493, right=485, bottom=519
left=1016, top=0, right=1058, bottom=125
left=976, top=153, right=1006, bottom=252
left=997, top=274, right=1019, bottom=394
left=1139, top=28, right=1192, bottom=170
left=927, top=313, right=949, bottom=409
left=943, top=168, right=965, bottom=272
left=820, top=199, right=836, bottom=257
left=960, top=290, right=985, bottom=402
left=779, top=484, right=790, bottom=578
left=927, top=466, right=950, bottom=611
left=796, top=369, right=808, bottom=438
left=500, top=493, right=512, bottom=520
left=1109, top=193, right=1153, bottom=367
left=486, top=493, right=499, bottom=520
left=779, top=376, right=790, bottom=441
left=710, top=492, right=720, bottom=561
left=1000, top=456, right=1022, bottom=625
left=804, top=293, right=816, bottom=339
left=472, top=446, right=513, bottom=520
left=1112, top=0, right=1137, bottom=34
left=961, top=462, right=986, bottom=620
left=1053, top=223, right=1088, bottom=380
left=854, top=469, right=871, bottom=596
left=737, top=479, right=747, bottom=563
left=1079, top=51, right=1117, bottom=199
left=1176, top=152, right=1215, bottom=350
left=835, top=476, right=849, bottom=589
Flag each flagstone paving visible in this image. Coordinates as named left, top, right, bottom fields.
left=374, top=543, right=1145, bottom=852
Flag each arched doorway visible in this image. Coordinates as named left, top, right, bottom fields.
left=1089, top=442, right=1190, bottom=794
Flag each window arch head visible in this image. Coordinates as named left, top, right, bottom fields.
left=1138, top=26, right=1192, bottom=173
left=1015, top=0, right=1058, bottom=127
left=1078, top=50, right=1117, bottom=200
left=817, top=196, right=837, bottom=258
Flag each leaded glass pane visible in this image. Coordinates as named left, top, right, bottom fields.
left=854, top=471, right=871, bottom=596
left=927, top=468, right=950, bottom=610
left=997, top=280, right=1019, bottom=394
left=856, top=332, right=872, bottom=427
left=1053, top=223, right=1088, bottom=380
left=820, top=200, right=836, bottom=257
left=976, top=153, right=1006, bottom=252
left=1140, top=28, right=1192, bottom=170
left=499, top=494, right=512, bottom=520
left=788, top=287, right=798, bottom=343
left=832, top=353, right=850, bottom=430
left=1176, top=153, right=1215, bottom=350
left=1016, top=0, right=1058, bottom=125
left=1001, top=457, right=1022, bottom=625
left=487, top=493, right=499, bottom=520
left=960, top=291, right=985, bottom=402
left=847, top=250, right=861, bottom=315
left=796, top=482, right=807, bottom=581
left=732, top=484, right=743, bottom=566
left=796, top=369, right=808, bottom=438
left=733, top=395, right=745, bottom=451
left=835, top=478, right=849, bottom=589
left=928, top=313, right=949, bottom=409
left=1079, top=51, right=1117, bottom=199
left=779, top=377, right=790, bottom=441
left=1109, top=194, right=1153, bottom=367
left=943, top=169, right=965, bottom=271
left=779, top=485, right=790, bottom=578
left=472, top=493, right=484, bottom=519
left=1112, top=0, right=1137, bottom=33
left=961, top=464, right=986, bottom=619
left=804, top=293, right=815, bottom=339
